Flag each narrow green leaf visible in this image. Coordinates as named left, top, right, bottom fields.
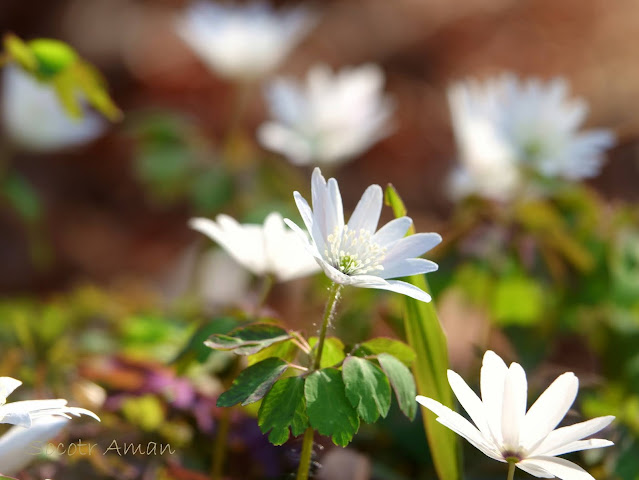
left=206, top=323, right=291, bottom=355
left=2, top=173, right=41, bottom=223
left=258, top=376, right=308, bottom=445
left=308, top=336, right=345, bottom=368
left=385, top=184, right=461, bottom=480
left=73, top=61, right=122, bottom=121
left=378, top=353, right=417, bottom=420
left=4, top=34, right=37, bottom=71
left=305, top=369, right=359, bottom=447
left=355, top=337, right=416, bottom=366
left=342, top=356, right=391, bottom=423
left=217, top=357, right=288, bottom=407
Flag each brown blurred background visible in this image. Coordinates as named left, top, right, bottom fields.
left=1, top=0, right=638, bottom=293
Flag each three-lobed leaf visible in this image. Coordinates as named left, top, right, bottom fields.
left=342, top=356, right=391, bottom=423
left=305, top=369, right=359, bottom=447
left=206, top=324, right=291, bottom=356
left=217, top=357, right=288, bottom=407
left=378, top=353, right=417, bottom=420
left=258, top=376, right=308, bottom=445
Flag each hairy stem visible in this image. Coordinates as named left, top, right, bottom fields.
left=313, top=283, right=342, bottom=371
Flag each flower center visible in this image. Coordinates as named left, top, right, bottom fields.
left=324, top=225, right=386, bottom=276
left=501, top=448, right=525, bottom=463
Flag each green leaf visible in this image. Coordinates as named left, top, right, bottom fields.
left=492, top=276, right=544, bottom=326
left=217, top=357, right=288, bottom=407
left=172, top=317, right=239, bottom=369
left=29, top=38, right=78, bottom=78
left=308, top=336, right=345, bottom=368
left=384, top=184, right=461, bottom=480
left=247, top=339, right=297, bottom=366
left=342, top=356, right=391, bottom=423
left=206, top=324, right=291, bottom=355
left=190, top=166, right=234, bottom=213
left=305, top=369, right=359, bottom=446
left=258, top=376, right=308, bottom=445
left=378, top=353, right=417, bottom=420
left=73, top=61, right=122, bottom=121
left=3, top=33, right=37, bottom=71
left=2, top=173, right=42, bottom=223
left=355, top=337, right=416, bottom=366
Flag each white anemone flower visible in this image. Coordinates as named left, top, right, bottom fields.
left=417, top=350, right=615, bottom=480
left=175, top=1, right=316, bottom=81
left=258, top=64, right=395, bottom=166
left=0, top=416, right=69, bottom=475
left=2, top=66, right=104, bottom=152
left=0, top=377, right=100, bottom=428
left=447, top=74, right=614, bottom=201
left=189, top=212, right=320, bottom=282
left=285, top=168, right=441, bottom=302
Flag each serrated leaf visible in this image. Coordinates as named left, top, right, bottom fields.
left=308, top=337, right=345, bottom=368
left=217, top=357, right=288, bottom=407
left=385, top=184, right=461, bottom=480
left=356, top=337, right=416, bottom=366
left=258, top=376, right=308, bottom=445
left=378, top=353, right=417, bottom=420
left=206, top=324, right=291, bottom=355
left=342, top=356, right=391, bottom=423
left=305, top=369, right=359, bottom=447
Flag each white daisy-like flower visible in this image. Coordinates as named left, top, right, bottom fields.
left=175, top=1, right=316, bottom=81
left=0, top=377, right=100, bottom=429
left=2, top=66, right=105, bottom=152
left=189, top=212, right=320, bottom=282
left=417, top=350, right=615, bottom=480
left=447, top=74, right=614, bottom=201
left=285, top=168, right=441, bottom=302
left=0, top=416, right=69, bottom=475
left=258, top=64, right=395, bottom=166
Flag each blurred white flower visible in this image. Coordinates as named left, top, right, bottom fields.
left=417, top=350, right=614, bottom=480
left=285, top=168, right=440, bottom=302
left=447, top=74, right=614, bottom=201
left=258, top=64, right=394, bottom=166
left=197, top=249, right=251, bottom=307
left=190, top=212, right=320, bottom=282
left=176, top=1, right=316, bottom=81
left=0, top=416, right=69, bottom=475
left=2, top=66, right=104, bottom=152
left=0, top=377, right=100, bottom=428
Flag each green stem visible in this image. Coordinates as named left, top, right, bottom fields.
left=507, top=461, right=516, bottom=480
left=211, top=407, right=231, bottom=480
left=254, top=274, right=274, bottom=317
left=313, top=283, right=342, bottom=371
left=296, top=427, right=315, bottom=480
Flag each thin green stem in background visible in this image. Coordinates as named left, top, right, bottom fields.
left=211, top=407, right=231, bottom=480
left=507, top=461, right=516, bottom=480
left=254, top=274, right=274, bottom=317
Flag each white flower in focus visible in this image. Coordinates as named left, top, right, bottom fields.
left=0, top=377, right=100, bottom=428
left=417, top=350, right=615, bottom=480
left=2, top=66, right=104, bottom=152
left=447, top=74, right=614, bottom=201
left=285, top=168, right=441, bottom=302
left=0, top=417, right=69, bottom=475
left=190, top=212, right=320, bottom=282
left=175, top=1, right=316, bottom=80
left=258, top=64, right=394, bottom=166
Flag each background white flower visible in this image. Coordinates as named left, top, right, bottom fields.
left=417, top=350, right=614, bottom=480
left=176, top=1, right=316, bottom=81
left=285, top=168, right=441, bottom=302
left=190, top=212, right=320, bottom=282
left=258, top=64, right=395, bottom=166
left=0, top=377, right=100, bottom=428
left=0, top=416, right=69, bottom=475
left=447, top=74, right=615, bottom=201
left=2, top=66, right=105, bottom=152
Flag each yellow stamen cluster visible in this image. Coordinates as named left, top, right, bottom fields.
left=324, top=225, right=386, bottom=276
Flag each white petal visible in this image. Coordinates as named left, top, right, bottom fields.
left=293, top=191, right=315, bottom=234
left=257, top=123, right=313, bottom=165
left=0, top=417, right=69, bottom=475
left=481, top=351, right=509, bottom=445
left=517, top=461, right=556, bottom=478
left=519, top=456, right=596, bottom=480
left=416, top=396, right=504, bottom=462
left=372, top=216, right=413, bottom=247
left=318, top=260, right=354, bottom=285
left=311, top=167, right=329, bottom=239
left=446, top=370, right=493, bottom=440
left=540, top=439, right=613, bottom=457
left=327, top=177, right=345, bottom=231
left=347, top=184, right=383, bottom=233
left=0, top=377, right=22, bottom=403
left=379, top=258, right=438, bottom=280
left=382, top=233, right=442, bottom=265
left=359, top=279, right=431, bottom=302
left=530, top=416, right=615, bottom=457
left=501, top=362, right=527, bottom=449
left=283, top=219, right=320, bottom=257
left=520, top=372, right=578, bottom=451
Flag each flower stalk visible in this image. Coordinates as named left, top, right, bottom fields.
left=507, top=461, right=516, bottom=480
left=296, top=427, right=315, bottom=480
